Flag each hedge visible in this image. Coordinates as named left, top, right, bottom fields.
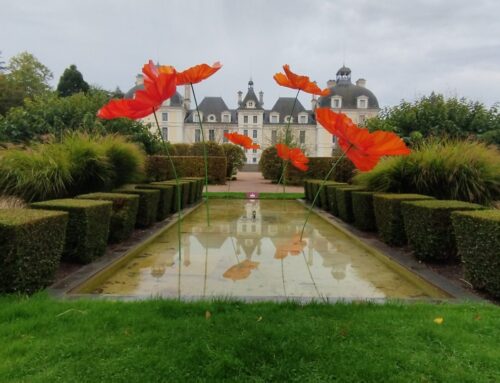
left=402, top=200, right=485, bottom=262
left=452, top=210, right=500, bottom=298
left=146, top=156, right=227, bottom=184
left=308, top=180, right=346, bottom=209
left=335, top=186, right=366, bottom=223
left=76, top=192, right=139, bottom=243
left=0, top=209, right=68, bottom=293
left=31, top=199, right=112, bottom=264
left=152, top=180, right=190, bottom=208
left=182, top=177, right=204, bottom=201
left=134, top=184, right=174, bottom=221
left=112, top=188, right=160, bottom=227
left=373, top=194, right=435, bottom=246
left=324, top=183, right=349, bottom=216
left=352, top=191, right=377, bottom=231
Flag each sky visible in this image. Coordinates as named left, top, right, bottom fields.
left=1, top=0, right=500, bottom=110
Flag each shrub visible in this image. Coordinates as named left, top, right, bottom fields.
left=146, top=156, right=226, bottom=184
left=76, top=192, right=139, bottom=243
left=180, top=178, right=200, bottom=203
left=152, top=180, right=190, bottom=208
left=190, top=141, right=225, bottom=157
left=259, top=146, right=282, bottom=181
left=335, top=186, right=366, bottom=223
left=354, top=139, right=500, bottom=205
left=402, top=200, right=485, bottom=262
left=134, top=184, right=173, bottom=221
left=324, top=183, right=349, bottom=216
left=31, top=199, right=112, bottom=263
left=0, top=209, right=68, bottom=293
left=171, top=143, right=190, bottom=156
left=112, top=188, right=160, bottom=227
left=309, top=180, right=347, bottom=209
left=373, top=193, right=435, bottom=246
left=182, top=177, right=204, bottom=201
left=452, top=210, right=500, bottom=298
left=222, top=143, right=246, bottom=178
left=352, top=191, right=377, bottom=231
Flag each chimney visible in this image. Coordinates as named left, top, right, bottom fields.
left=135, top=74, right=144, bottom=86
left=327, top=79, right=336, bottom=88
left=259, top=91, right=264, bottom=105
left=183, top=84, right=191, bottom=109
left=237, top=91, right=243, bottom=105
left=356, top=78, right=366, bottom=87
left=311, top=95, right=318, bottom=111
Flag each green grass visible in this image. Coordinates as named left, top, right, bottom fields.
left=0, top=295, right=499, bottom=382
left=204, top=192, right=304, bottom=200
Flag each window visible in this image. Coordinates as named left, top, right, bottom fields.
left=193, top=113, right=200, bottom=122
left=284, top=115, right=292, bottom=123
left=253, top=130, right=257, bottom=138
left=223, top=129, right=229, bottom=142
left=270, top=115, right=278, bottom=123
left=332, top=135, right=336, bottom=144
left=162, top=127, right=168, bottom=141
left=243, top=115, right=248, bottom=124
left=247, top=101, right=254, bottom=108
left=299, top=130, right=305, bottom=144
left=252, top=149, right=257, bottom=154
left=208, top=114, right=216, bottom=122
left=252, top=157, right=257, bottom=163
left=195, top=129, right=201, bottom=142
left=332, top=97, right=342, bottom=109
left=222, top=114, right=230, bottom=123
left=359, top=115, right=366, bottom=125
left=253, top=115, right=258, bottom=124
left=271, top=130, right=277, bottom=144
left=359, top=99, right=367, bottom=108
left=299, top=115, right=307, bottom=124
left=162, top=112, right=168, bottom=122
left=243, top=129, right=248, bottom=136
left=209, top=129, right=215, bottom=141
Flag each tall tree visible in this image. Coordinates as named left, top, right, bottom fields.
left=7, top=51, right=53, bottom=97
left=0, top=51, right=6, bottom=72
left=57, top=64, right=89, bottom=97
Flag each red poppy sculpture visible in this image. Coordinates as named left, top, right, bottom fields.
left=224, top=132, right=260, bottom=150
left=273, top=65, right=329, bottom=96
left=275, top=143, right=309, bottom=171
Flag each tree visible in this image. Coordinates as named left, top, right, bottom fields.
left=0, top=74, right=24, bottom=115
left=7, top=51, right=53, bottom=97
left=57, top=64, right=89, bottom=97
left=0, top=51, right=6, bottom=72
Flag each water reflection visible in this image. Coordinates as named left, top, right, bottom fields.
left=86, top=200, right=446, bottom=299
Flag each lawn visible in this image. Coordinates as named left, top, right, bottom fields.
left=0, top=295, right=498, bottom=382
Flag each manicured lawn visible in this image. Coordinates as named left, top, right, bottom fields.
left=204, top=192, right=304, bottom=199
left=0, top=295, right=499, bottom=382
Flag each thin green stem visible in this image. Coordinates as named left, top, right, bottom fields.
left=191, top=83, right=210, bottom=227
left=153, top=110, right=182, bottom=265
left=299, top=146, right=352, bottom=241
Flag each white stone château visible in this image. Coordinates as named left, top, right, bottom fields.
left=125, top=66, right=380, bottom=163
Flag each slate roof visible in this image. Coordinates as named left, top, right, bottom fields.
left=238, top=86, right=264, bottom=110
left=317, top=83, right=379, bottom=109
left=185, top=97, right=232, bottom=123
left=264, top=97, right=315, bottom=124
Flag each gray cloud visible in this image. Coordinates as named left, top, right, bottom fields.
left=1, top=0, right=499, bottom=109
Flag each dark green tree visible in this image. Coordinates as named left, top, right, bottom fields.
left=57, top=64, right=90, bottom=97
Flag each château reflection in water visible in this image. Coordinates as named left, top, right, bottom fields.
left=84, top=200, right=446, bottom=300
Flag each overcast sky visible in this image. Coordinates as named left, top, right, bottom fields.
left=2, top=0, right=499, bottom=109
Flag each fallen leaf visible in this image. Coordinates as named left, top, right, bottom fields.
left=205, top=311, right=211, bottom=320
left=433, top=317, right=444, bottom=325
left=257, top=316, right=263, bottom=322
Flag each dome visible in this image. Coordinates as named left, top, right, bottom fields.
left=124, top=85, right=184, bottom=106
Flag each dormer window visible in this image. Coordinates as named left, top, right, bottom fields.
left=357, top=96, right=368, bottom=109
left=247, top=101, right=255, bottom=108
left=284, top=115, right=293, bottom=123
left=222, top=113, right=231, bottom=123
left=298, top=114, right=308, bottom=124
left=331, top=96, right=342, bottom=109
left=208, top=114, right=216, bottom=122
left=270, top=114, right=279, bottom=123
left=193, top=113, right=200, bottom=123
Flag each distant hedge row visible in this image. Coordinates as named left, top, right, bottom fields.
left=303, top=179, right=499, bottom=298
left=0, top=178, right=203, bottom=294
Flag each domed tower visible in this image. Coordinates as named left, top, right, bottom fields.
left=316, top=65, right=380, bottom=156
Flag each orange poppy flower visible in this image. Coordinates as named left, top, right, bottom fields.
left=224, top=132, right=260, bottom=150
left=164, top=62, right=222, bottom=85
left=315, top=107, right=411, bottom=171
left=274, top=65, right=329, bottom=96
left=276, top=143, right=309, bottom=171
left=274, top=235, right=306, bottom=259
left=223, top=260, right=259, bottom=281
left=98, top=60, right=176, bottom=120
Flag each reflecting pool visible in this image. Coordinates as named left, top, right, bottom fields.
left=76, top=200, right=448, bottom=300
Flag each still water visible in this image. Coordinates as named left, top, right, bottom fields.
left=78, top=200, right=447, bottom=300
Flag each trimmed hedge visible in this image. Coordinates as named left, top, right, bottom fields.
left=182, top=177, right=204, bottom=201
left=113, top=188, right=160, bottom=227
left=352, top=191, right=377, bottom=231
left=146, top=156, right=227, bottom=184
left=402, top=200, right=485, bottom=262
left=324, top=183, right=349, bottom=216
left=31, top=199, right=112, bottom=264
left=76, top=192, right=139, bottom=243
left=308, top=180, right=346, bottom=208
left=335, top=186, right=366, bottom=223
left=0, top=209, right=68, bottom=293
left=152, top=180, right=190, bottom=208
left=452, top=210, right=500, bottom=298
left=134, top=184, right=174, bottom=221
left=373, top=194, right=435, bottom=246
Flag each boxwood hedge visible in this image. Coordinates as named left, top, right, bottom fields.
left=146, top=156, right=226, bottom=184
left=31, top=199, right=112, bottom=264
left=76, top=192, right=139, bottom=243
left=0, top=209, right=68, bottom=293
left=152, top=180, right=190, bottom=209
left=324, top=183, right=349, bottom=216
left=113, top=188, right=160, bottom=227
left=335, top=186, right=366, bottom=223
left=373, top=194, right=435, bottom=246
left=402, top=200, right=485, bottom=262
left=182, top=177, right=204, bottom=201
left=308, top=180, right=347, bottom=210
left=352, top=191, right=377, bottom=231
left=134, top=184, right=174, bottom=221
left=452, top=210, right=500, bottom=298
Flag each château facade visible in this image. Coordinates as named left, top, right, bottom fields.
left=125, top=66, right=380, bottom=163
